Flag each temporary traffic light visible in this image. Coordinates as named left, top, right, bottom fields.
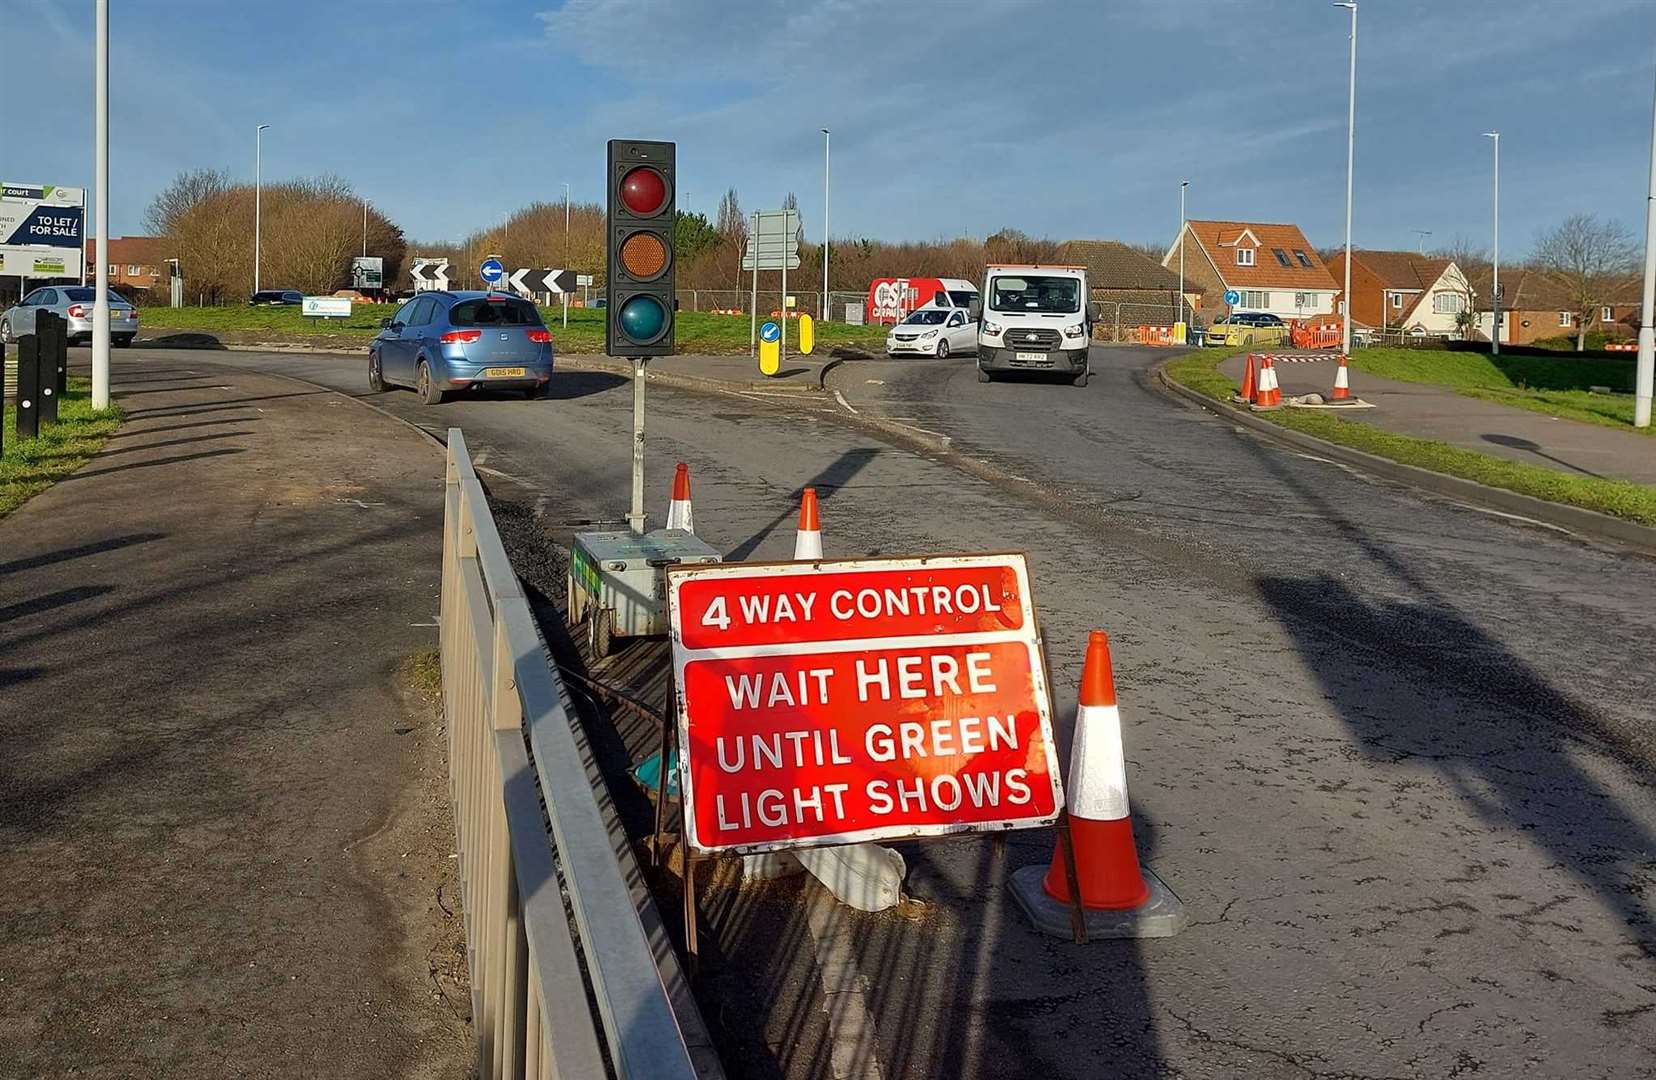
left=606, top=139, right=676, bottom=357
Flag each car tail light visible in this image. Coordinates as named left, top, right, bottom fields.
left=131, top=307, right=140, bottom=318
left=68, top=304, right=86, bottom=318
left=440, top=329, right=482, bottom=343
left=526, top=329, right=551, bottom=343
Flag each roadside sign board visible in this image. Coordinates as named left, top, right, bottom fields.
left=1223, top=289, right=1240, bottom=306
left=665, top=554, right=1065, bottom=854
left=480, top=257, right=505, bottom=284
left=302, top=296, right=353, bottom=318
left=742, top=209, right=802, bottom=271
left=350, top=256, right=383, bottom=290
left=411, top=258, right=450, bottom=291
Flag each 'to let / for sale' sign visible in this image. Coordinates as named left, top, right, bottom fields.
left=665, top=554, right=1064, bottom=854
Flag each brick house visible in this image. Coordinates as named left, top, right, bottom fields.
left=1161, top=219, right=1338, bottom=323
left=83, top=236, right=165, bottom=296
left=1325, top=250, right=1473, bottom=337
left=1468, top=268, right=1640, bottom=346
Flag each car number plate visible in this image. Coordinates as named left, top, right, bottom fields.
left=484, top=367, right=526, bottom=377
left=1015, top=351, right=1047, bottom=362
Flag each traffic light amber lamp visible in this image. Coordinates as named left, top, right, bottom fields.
left=606, top=140, right=676, bottom=357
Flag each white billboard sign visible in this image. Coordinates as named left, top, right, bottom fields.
left=742, top=209, right=801, bottom=271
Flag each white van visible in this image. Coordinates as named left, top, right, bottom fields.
left=974, top=264, right=1093, bottom=386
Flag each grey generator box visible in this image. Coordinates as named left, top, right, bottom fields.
left=569, top=529, right=721, bottom=657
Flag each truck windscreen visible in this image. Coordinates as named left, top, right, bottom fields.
left=989, top=276, right=1080, bottom=313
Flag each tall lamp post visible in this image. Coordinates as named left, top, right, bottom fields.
left=1178, top=179, right=1189, bottom=334
left=821, top=128, right=831, bottom=321
left=1335, top=1, right=1358, bottom=356
left=1638, top=68, right=1656, bottom=427
left=1485, top=131, right=1501, bottom=355
left=92, top=0, right=110, bottom=409
left=254, top=123, right=270, bottom=295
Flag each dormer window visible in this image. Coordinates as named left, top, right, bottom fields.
left=1236, top=248, right=1255, bottom=267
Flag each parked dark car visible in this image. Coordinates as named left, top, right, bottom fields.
left=368, top=291, right=554, bottom=404
left=248, top=290, right=303, bottom=306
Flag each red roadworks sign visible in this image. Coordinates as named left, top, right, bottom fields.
left=665, top=554, right=1065, bottom=854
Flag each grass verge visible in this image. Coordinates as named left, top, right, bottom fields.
left=1, top=375, right=124, bottom=518
left=406, top=649, right=443, bottom=698
left=1164, top=350, right=1656, bottom=527
left=140, top=303, right=892, bottom=356
left=1346, top=347, right=1646, bottom=435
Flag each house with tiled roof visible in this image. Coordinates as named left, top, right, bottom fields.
left=1161, top=220, right=1339, bottom=322
left=1325, top=250, right=1473, bottom=337
left=1057, top=239, right=1203, bottom=322
left=1460, top=268, right=1640, bottom=346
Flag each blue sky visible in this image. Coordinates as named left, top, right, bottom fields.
left=3, top=0, right=1655, bottom=256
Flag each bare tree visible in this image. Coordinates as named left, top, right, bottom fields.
left=144, top=168, right=232, bottom=236
left=1533, top=213, right=1638, bottom=351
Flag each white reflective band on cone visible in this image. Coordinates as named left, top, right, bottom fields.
left=1067, top=703, right=1129, bottom=821
left=667, top=499, right=694, bottom=532
left=794, top=530, right=822, bottom=560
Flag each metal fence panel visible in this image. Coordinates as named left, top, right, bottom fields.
left=441, top=429, right=714, bottom=1080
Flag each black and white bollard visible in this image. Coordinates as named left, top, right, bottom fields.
left=16, top=334, right=42, bottom=440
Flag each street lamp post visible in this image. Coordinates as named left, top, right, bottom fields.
left=1637, top=69, right=1656, bottom=427
left=1335, top=1, right=1358, bottom=357
left=822, top=128, right=831, bottom=321
left=92, top=0, right=110, bottom=409
left=254, top=123, right=270, bottom=295
left=1178, top=179, right=1189, bottom=334
left=361, top=195, right=368, bottom=258
left=1485, top=131, right=1501, bottom=356
left=563, top=182, right=570, bottom=266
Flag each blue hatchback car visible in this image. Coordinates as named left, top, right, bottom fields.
left=369, top=291, right=554, bottom=403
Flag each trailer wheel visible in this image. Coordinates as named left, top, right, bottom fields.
left=589, top=607, right=613, bottom=659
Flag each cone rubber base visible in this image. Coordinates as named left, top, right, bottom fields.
left=1009, top=863, right=1188, bottom=939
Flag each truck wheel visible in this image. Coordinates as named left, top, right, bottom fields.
left=589, top=607, right=613, bottom=659
left=977, top=367, right=992, bottom=384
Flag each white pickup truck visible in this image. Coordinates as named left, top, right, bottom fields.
left=974, top=264, right=1093, bottom=386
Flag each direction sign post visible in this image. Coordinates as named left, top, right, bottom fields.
left=1223, top=288, right=1240, bottom=307
left=480, top=257, right=504, bottom=287
left=745, top=209, right=802, bottom=354
left=666, top=554, right=1065, bottom=859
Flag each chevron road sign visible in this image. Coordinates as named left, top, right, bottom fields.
left=411, top=258, right=450, bottom=291
left=507, top=267, right=578, bottom=297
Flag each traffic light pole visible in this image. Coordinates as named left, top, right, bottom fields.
left=629, top=360, right=648, bottom=533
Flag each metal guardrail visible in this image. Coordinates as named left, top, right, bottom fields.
left=441, top=428, right=712, bottom=1080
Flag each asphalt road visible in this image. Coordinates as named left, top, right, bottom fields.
left=96, top=344, right=1656, bottom=1079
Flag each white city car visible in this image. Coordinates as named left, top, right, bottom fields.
left=885, top=307, right=978, bottom=358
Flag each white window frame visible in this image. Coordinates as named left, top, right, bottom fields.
left=1391, top=292, right=1404, bottom=309
left=1558, top=311, right=1573, bottom=327
left=1238, top=289, right=1269, bottom=309
left=1236, top=248, right=1255, bottom=267
left=1294, top=292, right=1314, bottom=309
left=1432, top=292, right=1464, bottom=315
left=1601, top=306, right=1613, bottom=321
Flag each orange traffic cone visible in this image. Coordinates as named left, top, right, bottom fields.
left=1253, top=355, right=1282, bottom=409
left=1041, top=632, right=1150, bottom=910
left=1009, top=631, right=1187, bottom=939
left=794, top=488, right=822, bottom=560
left=1328, top=354, right=1353, bottom=402
left=1239, top=353, right=1257, bottom=403
left=665, top=462, right=694, bottom=532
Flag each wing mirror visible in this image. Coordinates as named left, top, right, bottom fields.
left=380, top=317, right=393, bottom=329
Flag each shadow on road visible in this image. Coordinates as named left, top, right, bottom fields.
left=1480, top=432, right=1606, bottom=478
left=1238, top=429, right=1655, bottom=977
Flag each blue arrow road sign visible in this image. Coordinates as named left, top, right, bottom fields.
left=480, top=258, right=505, bottom=284
left=1223, top=289, right=1240, bottom=305
left=760, top=321, right=781, bottom=342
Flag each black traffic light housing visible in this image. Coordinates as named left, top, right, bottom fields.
left=605, top=139, right=676, bottom=358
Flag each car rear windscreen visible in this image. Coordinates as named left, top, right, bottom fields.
left=62, top=288, right=126, bottom=303
left=448, top=297, right=542, bottom=327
